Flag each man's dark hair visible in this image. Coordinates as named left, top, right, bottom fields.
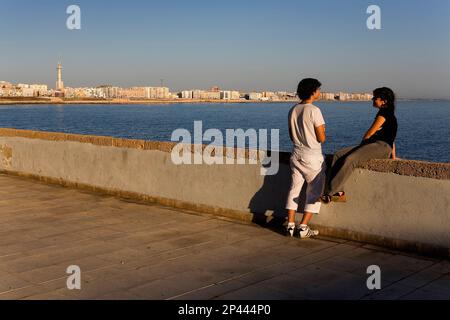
left=297, top=78, right=322, bottom=100
left=373, top=87, right=396, bottom=112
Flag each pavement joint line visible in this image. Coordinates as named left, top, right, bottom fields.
left=0, top=253, right=23, bottom=259
left=5, top=238, right=105, bottom=261
left=0, top=285, right=35, bottom=297
left=360, top=244, right=439, bottom=262
left=359, top=260, right=443, bottom=300
left=165, top=240, right=219, bottom=262
left=1, top=239, right=109, bottom=263
left=166, top=283, right=219, bottom=300
left=0, top=263, right=125, bottom=298
left=23, top=260, right=123, bottom=286
left=164, top=232, right=291, bottom=261
left=396, top=266, right=450, bottom=299
left=132, top=237, right=252, bottom=272
left=147, top=230, right=296, bottom=264
left=35, top=276, right=68, bottom=286
left=0, top=275, right=69, bottom=299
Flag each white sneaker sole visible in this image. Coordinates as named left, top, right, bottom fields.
left=299, top=230, right=319, bottom=239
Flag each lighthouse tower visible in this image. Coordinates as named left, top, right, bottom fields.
left=56, top=62, right=64, bottom=91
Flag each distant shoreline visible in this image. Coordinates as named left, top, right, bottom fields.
left=1, top=97, right=443, bottom=106
left=0, top=98, right=286, bottom=105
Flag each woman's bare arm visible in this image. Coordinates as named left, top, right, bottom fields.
left=392, top=143, right=397, bottom=160
left=363, top=116, right=386, bottom=141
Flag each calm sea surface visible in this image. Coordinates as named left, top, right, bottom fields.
left=0, top=101, right=449, bottom=163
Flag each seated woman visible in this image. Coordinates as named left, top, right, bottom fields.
left=322, top=87, right=398, bottom=203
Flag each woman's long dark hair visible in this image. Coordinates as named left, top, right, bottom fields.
left=373, top=87, right=396, bottom=112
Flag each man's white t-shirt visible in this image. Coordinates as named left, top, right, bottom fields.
left=288, top=103, right=325, bottom=155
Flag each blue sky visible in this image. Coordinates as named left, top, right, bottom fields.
left=1, top=0, right=449, bottom=98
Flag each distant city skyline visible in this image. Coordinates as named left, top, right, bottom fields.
left=1, top=0, right=449, bottom=99
left=1, top=63, right=374, bottom=102
left=1, top=59, right=373, bottom=94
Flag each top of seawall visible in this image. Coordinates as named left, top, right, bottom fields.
left=0, top=127, right=449, bottom=180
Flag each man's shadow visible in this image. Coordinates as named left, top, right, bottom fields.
left=248, top=152, right=333, bottom=235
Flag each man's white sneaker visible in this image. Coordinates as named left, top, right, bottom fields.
left=298, top=226, right=319, bottom=239
left=287, top=225, right=296, bottom=237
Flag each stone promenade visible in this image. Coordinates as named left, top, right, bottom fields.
left=0, top=174, right=449, bottom=300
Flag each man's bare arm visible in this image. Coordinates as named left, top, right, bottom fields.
left=315, top=125, right=326, bottom=143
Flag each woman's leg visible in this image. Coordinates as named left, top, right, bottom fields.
left=325, top=145, right=358, bottom=194
left=328, top=142, right=392, bottom=195
left=331, top=145, right=358, bottom=168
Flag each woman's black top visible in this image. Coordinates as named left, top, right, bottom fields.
left=364, top=108, right=398, bottom=148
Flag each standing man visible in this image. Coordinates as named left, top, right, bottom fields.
left=286, top=78, right=327, bottom=238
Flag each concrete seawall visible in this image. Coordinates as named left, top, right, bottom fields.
left=0, top=128, right=449, bottom=258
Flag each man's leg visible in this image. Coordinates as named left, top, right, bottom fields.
left=300, top=212, right=314, bottom=226
left=287, top=210, right=296, bottom=224
left=299, top=157, right=326, bottom=238
left=286, top=158, right=305, bottom=236
left=298, top=211, right=320, bottom=239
